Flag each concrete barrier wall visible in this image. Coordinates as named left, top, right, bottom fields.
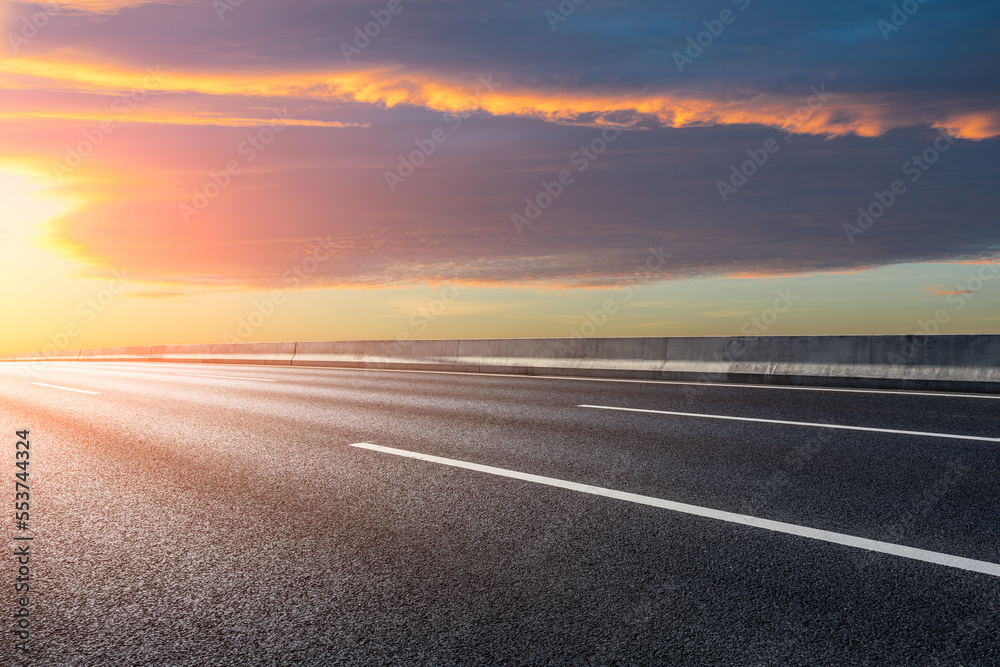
left=248, top=335, right=1000, bottom=391
left=0, top=349, right=81, bottom=362
left=1, top=335, right=998, bottom=392
left=80, top=346, right=153, bottom=362
left=149, top=342, right=296, bottom=365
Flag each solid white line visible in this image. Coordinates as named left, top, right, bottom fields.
left=535, top=375, right=1000, bottom=399
left=579, top=405, right=1000, bottom=443
left=30, top=382, right=100, bottom=395
left=176, top=373, right=276, bottom=382
left=350, top=442, right=1000, bottom=578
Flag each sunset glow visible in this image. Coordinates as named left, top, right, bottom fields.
left=1, top=168, right=67, bottom=230
left=1, top=0, right=998, bottom=354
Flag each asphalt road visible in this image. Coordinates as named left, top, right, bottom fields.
left=1, top=361, right=998, bottom=666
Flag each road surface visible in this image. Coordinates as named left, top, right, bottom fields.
left=1, top=361, right=998, bottom=665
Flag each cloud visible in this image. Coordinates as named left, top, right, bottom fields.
left=2, top=0, right=997, bottom=294
left=7, top=113, right=993, bottom=291
left=0, top=108, right=367, bottom=129
left=925, top=287, right=976, bottom=296
left=3, top=55, right=998, bottom=138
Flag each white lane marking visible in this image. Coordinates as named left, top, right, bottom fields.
left=350, top=442, right=1000, bottom=578
left=30, top=382, right=100, bottom=395
left=290, top=365, right=1000, bottom=400
left=579, top=405, right=1000, bottom=443
left=176, top=373, right=276, bottom=382
left=539, top=376, right=1000, bottom=399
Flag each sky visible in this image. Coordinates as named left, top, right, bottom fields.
left=1, top=0, right=998, bottom=354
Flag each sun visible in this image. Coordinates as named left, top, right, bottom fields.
left=0, top=168, right=70, bottom=237
left=0, top=166, right=82, bottom=308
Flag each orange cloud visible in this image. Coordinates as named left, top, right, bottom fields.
left=0, top=108, right=367, bottom=129
left=934, top=113, right=1000, bottom=140
left=2, top=54, right=998, bottom=138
